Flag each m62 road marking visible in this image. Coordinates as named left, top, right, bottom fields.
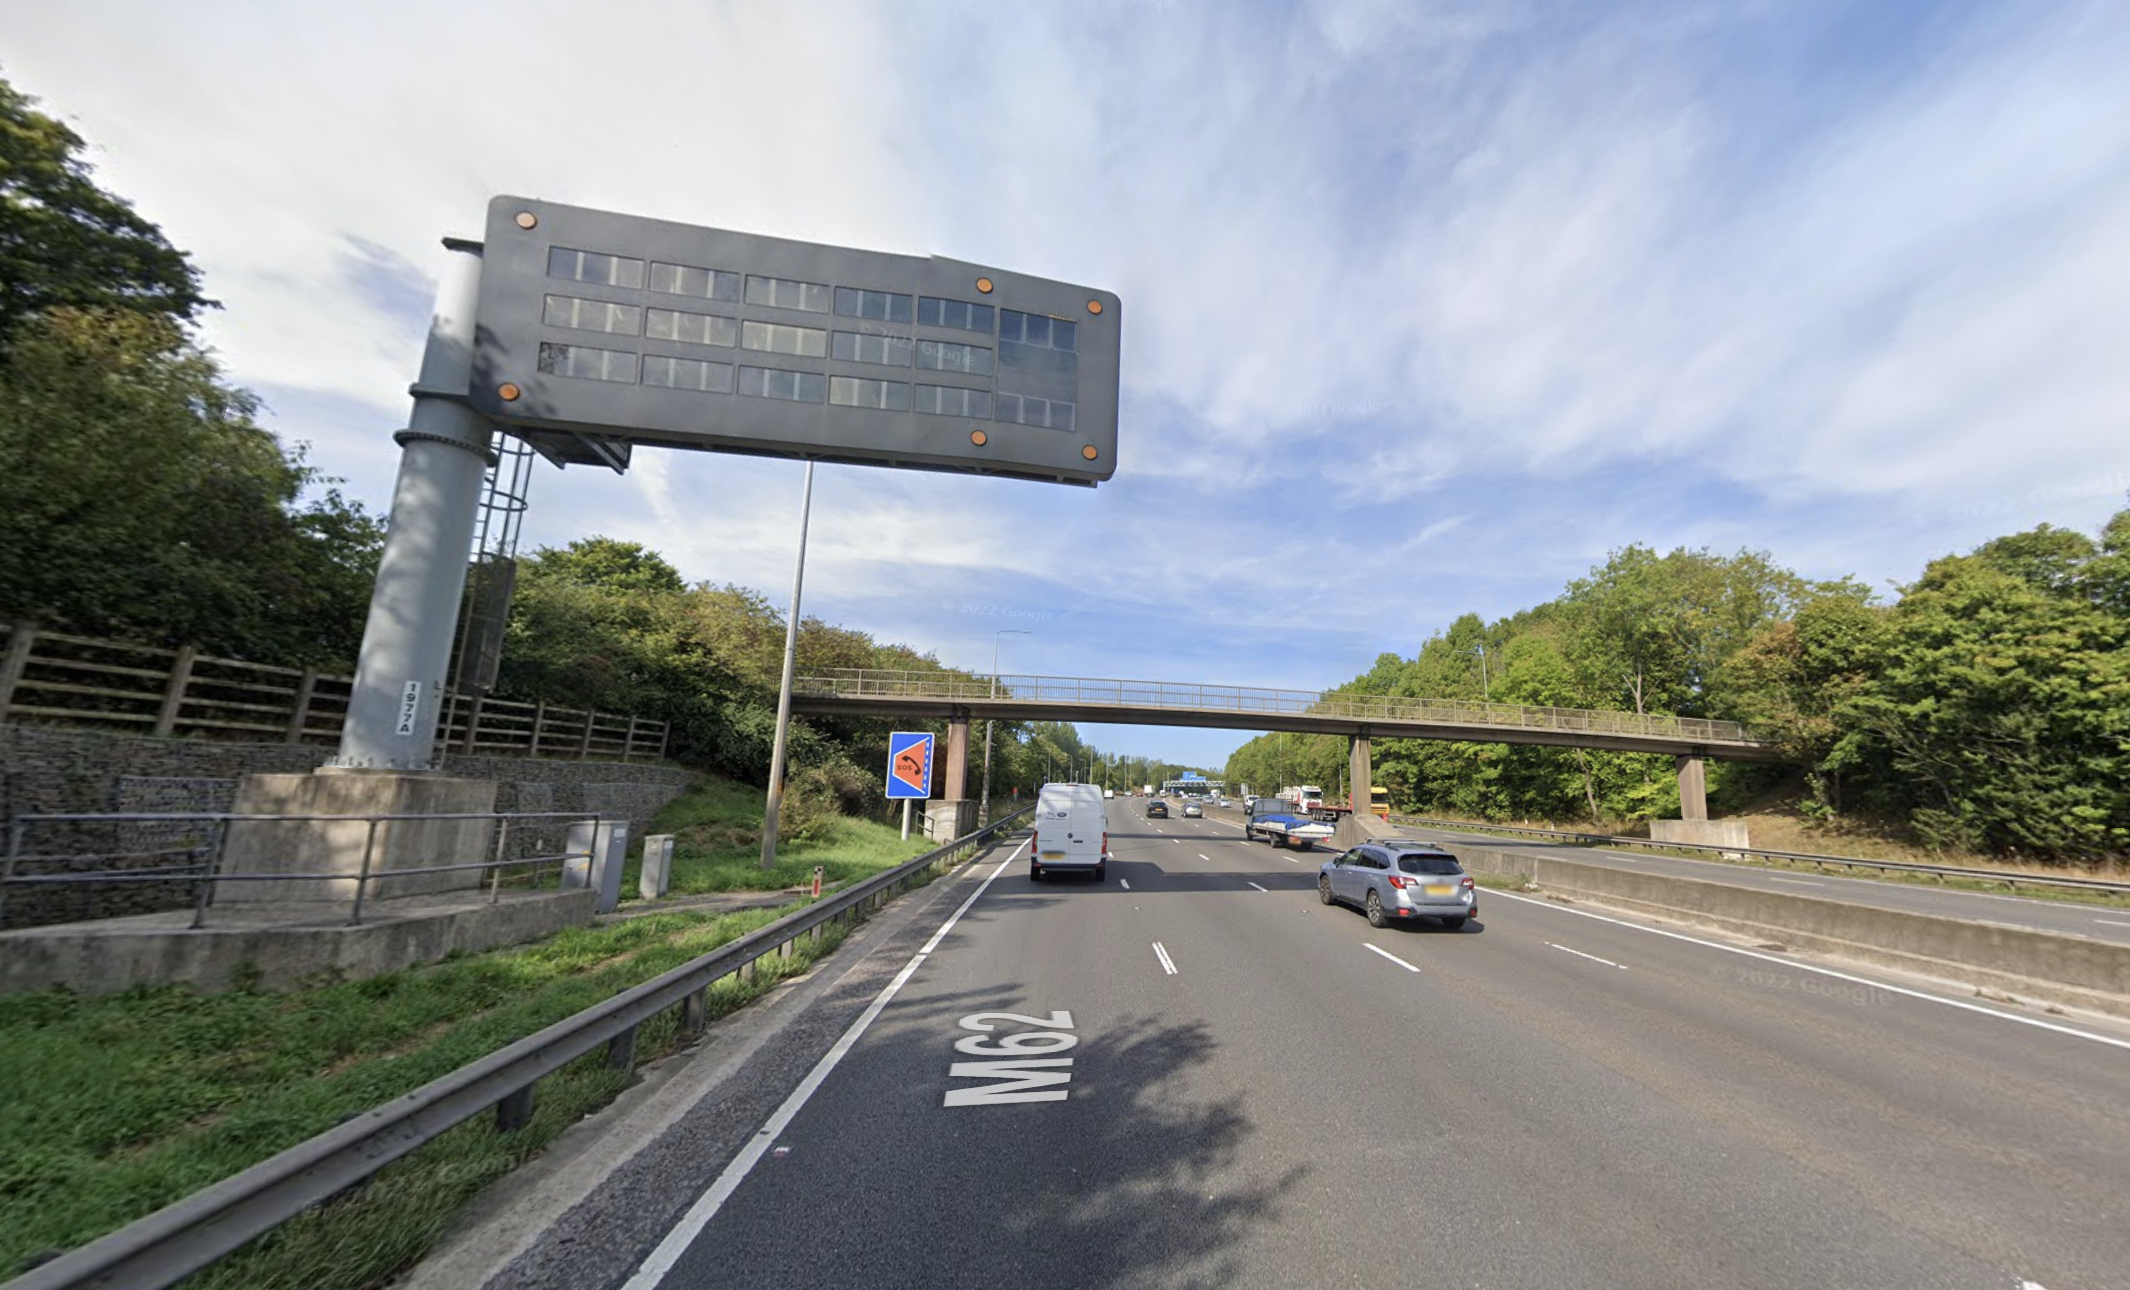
left=944, top=1010, right=1078, bottom=1106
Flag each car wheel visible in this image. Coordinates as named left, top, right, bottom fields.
left=1365, top=891, right=1388, bottom=928
left=1271, top=833, right=1285, bottom=849
left=1318, top=876, right=1335, bottom=905
left=1441, top=915, right=1467, bottom=931
left=1297, top=841, right=1314, bottom=853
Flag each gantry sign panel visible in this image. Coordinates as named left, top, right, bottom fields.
left=469, top=197, right=1122, bottom=486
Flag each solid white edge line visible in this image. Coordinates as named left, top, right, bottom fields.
left=1247, top=881, right=1268, bottom=892
left=1487, top=889, right=2130, bottom=1053
left=1767, top=876, right=1825, bottom=887
left=1152, top=941, right=1178, bottom=975
left=1363, top=942, right=1421, bottom=973
left=1546, top=941, right=1627, bottom=970
left=2095, top=918, right=2130, bottom=928
left=621, top=839, right=1028, bottom=1289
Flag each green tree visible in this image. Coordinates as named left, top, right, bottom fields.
left=521, top=537, right=686, bottom=596
left=0, top=309, right=379, bottom=663
left=1830, top=544, right=2129, bottom=857
left=0, top=76, right=211, bottom=351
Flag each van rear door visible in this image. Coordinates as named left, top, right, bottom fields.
left=1035, top=785, right=1106, bottom=872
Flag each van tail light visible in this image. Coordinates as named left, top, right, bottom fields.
left=1030, top=831, right=1038, bottom=852
left=1386, top=874, right=1410, bottom=890
left=1102, top=831, right=1109, bottom=858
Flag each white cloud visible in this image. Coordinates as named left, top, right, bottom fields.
left=4, top=0, right=2128, bottom=740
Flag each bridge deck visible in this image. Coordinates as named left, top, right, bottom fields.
left=790, top=671, right=1785, bottom=761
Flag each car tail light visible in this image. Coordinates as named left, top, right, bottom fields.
left=1386, top=874, right=1410, bottom=890
left=1461, top=876, right=1475, bottom=888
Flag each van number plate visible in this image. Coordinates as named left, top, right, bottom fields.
left=1041, top=851, right=1066, bottom=860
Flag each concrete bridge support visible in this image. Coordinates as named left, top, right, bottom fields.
left=1333, top=733, right=1403, bottom=849
left=1350, top=735, right=1372, bottom=817
left=1676, top=756, right=1708, bottom=821
left=926, top=714, right=978, bottom=842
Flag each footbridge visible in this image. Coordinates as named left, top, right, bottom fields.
left=790, top=670, right=1785, bottom=835
left=790, top=670, right=1782, bottom=760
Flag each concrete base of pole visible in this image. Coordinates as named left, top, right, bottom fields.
left=216, top=771, right=499, bottom=904
left=923, top=800, right=978, bottom=842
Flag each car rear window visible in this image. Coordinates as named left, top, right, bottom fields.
left=1396, top=855, right=1462, bottom=876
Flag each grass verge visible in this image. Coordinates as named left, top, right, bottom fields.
left=0, top=777, right=1006, bottom=1289
left=617, top=774, right=936, bottom=899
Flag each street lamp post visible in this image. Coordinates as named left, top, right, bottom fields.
left=1473, top=643, right=1490, bottom=702
left=980, top=629, right=1030, bottom=827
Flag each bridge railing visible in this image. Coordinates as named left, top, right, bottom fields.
left=793, top=670, right=1765, bottom=746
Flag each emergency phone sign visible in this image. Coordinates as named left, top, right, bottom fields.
left=885, top=732, right=934, bottom=800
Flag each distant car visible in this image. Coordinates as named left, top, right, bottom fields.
left=1103, top=788, right=1115, bottom=799
left=1146, top=800, right=1169, bottom=818
left=1216, top=797, right=1232, bottom=809
left=1183, top=802, right=1203, bottom=818
left=1319, top=844, right=1477, bottom=930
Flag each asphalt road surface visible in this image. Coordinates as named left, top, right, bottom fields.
left=465, top=807, right=2130, bottom=1290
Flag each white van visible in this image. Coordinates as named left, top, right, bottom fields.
left=1031, top=782, right=1109, bottom=882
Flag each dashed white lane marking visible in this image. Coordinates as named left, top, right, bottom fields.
left=623, top=839, right=1028, bottom=1289
left=1198, top=854, right=1211, bottom=861
left=1547, top=942, right=1627, bottom=970
left=1363, top=942, right=1422, bottom=973
left=1152, top=942, right=1179, bottom=975
left=1768, top=876, right=1824, bottom=887
left=1487, top=888, right=2130, bottom=1054
left=1119, top=879, right=1130, bottom=890
left=2096, top=918, right=2130, bottom=928
left=1247, top=881, right=1268, bottom=892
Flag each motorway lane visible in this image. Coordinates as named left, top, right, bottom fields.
left=1369, top=815, right=2130, bottom=946
left=622, top=807, right=2129, bottom=1289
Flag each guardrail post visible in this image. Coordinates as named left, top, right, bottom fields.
left=680, top=988, right=707, bottom=1036
left=0, top=620, right=35, bottom=721
left=190, top=817, right=230, bottom=929
left=489, top=817, right=513, bottom=903
left=0, top=816, right=25, bottom=925
left=154, top=645, right=197, bottom=737
left=606, top=1024, right=638, bottom=1070
left=348, top=819, right=380, bottom=924
left=496, top=1084, right=536, bottom=1132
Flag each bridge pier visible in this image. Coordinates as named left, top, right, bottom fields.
left=1350, top=735, right=1372, bottom=817
left=1676, top=756, right=1708, bottom=821
left=1333, top=733, right=1403, bottom=848
left=925, top=714, right=978, bottom=842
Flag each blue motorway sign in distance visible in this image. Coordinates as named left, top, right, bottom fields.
left=886, top=732, right=935, bottom=800
left=469, top=197, right=1121, bottom=486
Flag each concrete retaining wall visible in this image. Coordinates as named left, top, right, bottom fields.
left=0, top=890, right=598, bottom=994
left=1449, top=842, right=2130, bottom=1019
left=1, top=725, right=693, bottom=928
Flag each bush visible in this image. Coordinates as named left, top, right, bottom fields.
left=777, top=767, right=847, bottom=845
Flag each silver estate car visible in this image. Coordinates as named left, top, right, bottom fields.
left=1319, top=844, right=1477, bottom=930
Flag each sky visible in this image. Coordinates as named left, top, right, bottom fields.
left=5, top=0, right=2128, bottom=770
